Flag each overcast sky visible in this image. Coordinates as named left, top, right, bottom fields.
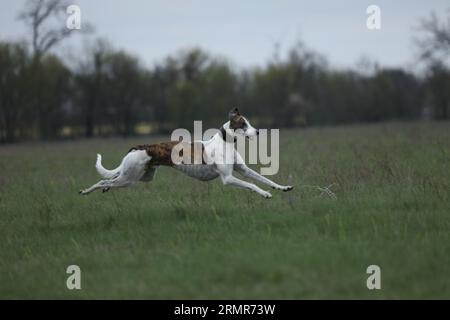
left=1, top=0, right=449, bottom=70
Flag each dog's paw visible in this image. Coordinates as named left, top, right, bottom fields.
left=262, top=191, right=272, bottom=199
left=79, top=189, right=87, bottom=196
left=273, top=185, right=294, bottom=192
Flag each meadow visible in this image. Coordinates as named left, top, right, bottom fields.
left=0, top=121, right=449, bottom=299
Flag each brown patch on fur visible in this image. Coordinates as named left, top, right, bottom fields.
left=130, top=141, right=207, bottom=166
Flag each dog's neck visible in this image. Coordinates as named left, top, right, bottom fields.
left=219, top=122, right=236, bottom=144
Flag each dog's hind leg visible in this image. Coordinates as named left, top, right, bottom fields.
left=102, top=166, right=153, bottom=192
left=79, top=177, right=132, bottom=195
left=80, top=149, right=151, bottom=195
left=140, top=166, right=157, bottom=182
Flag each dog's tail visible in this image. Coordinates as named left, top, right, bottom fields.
left=95, top=154, right=121, bottom=179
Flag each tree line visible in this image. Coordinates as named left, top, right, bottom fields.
left=0, top=1, right=449, bottom=143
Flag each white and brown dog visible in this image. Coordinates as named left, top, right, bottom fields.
left=79, top=108, right=293, bottom=198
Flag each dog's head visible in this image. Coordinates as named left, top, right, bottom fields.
left=226, top=107, right=259, bottom=139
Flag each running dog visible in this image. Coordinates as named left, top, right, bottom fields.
left=79, top=108, right=293, bottom=198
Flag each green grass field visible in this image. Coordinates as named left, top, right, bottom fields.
left=1, top=121, right=449, bottom=299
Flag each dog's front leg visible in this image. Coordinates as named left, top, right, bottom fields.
left=235, top=163, right=293, bottom=192
left=220, top=174, right=272, bottom=199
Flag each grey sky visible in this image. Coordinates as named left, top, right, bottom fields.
left=0, top=0, right=449, bottom=70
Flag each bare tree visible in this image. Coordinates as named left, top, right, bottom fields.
left=415, top=10, right=450, bottom=120
left=75, top=39, right=111, bottom=137
left=415, top=10, right=450, bottom=63
left=18, top=0, right=92, bottom=138
left=0, top=42, right=31, bottom=142
left=18, top=0, right=92, bottom=61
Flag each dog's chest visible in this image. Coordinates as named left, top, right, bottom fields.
left=174, top=164, right=219, bottom=181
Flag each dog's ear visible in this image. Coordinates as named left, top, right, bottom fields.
left=228, top=107, right=240, bottom=120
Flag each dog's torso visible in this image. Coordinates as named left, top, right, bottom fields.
left=129, top=135, right=233, bottom=182
left=174, top=164, right=219, bottom=181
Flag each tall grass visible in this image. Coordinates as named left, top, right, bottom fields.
left=0, top=122, right=449, bottom=298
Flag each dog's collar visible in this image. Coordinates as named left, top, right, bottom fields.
left=219, top=126, right=236, bottom=143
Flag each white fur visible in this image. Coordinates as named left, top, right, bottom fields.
left=80, top=119, right=292, bottom=198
